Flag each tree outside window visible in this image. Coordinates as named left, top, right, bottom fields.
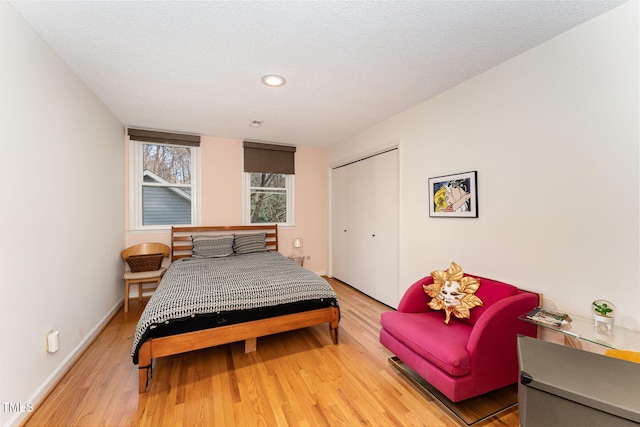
left=143, top=144, right=192, bottom=185
left=248, top=172, right=293, bottom=225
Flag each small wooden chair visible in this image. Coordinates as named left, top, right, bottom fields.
left=121, top=243, right=170, bottom=312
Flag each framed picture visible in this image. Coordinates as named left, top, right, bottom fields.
left=428, top=171, right=478, bottom=218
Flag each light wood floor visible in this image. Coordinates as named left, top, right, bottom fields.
left=23, top=278, right=519, bottom=427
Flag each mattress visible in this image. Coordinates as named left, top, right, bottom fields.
left=132, top=251, right=339, bottom=363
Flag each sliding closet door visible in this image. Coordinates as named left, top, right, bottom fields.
left=371, top=149, right=399, bottom=307
left=345, top=157, right=376, bottom=297
left=330, top=166, right=348, bottom=283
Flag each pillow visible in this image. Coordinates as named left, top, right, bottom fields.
left=233, top=233, right=268, bottom=254
left=191, top=235, right=234, bottom=258
left=423, top=262, right=483, bottom=325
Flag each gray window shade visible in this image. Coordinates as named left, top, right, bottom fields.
left=128, top=128, right=200, bottom=147
left=243, top=141, right=296, bottom=174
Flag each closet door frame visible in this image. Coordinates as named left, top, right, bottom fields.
left=329, top=146, right=400, bottom=307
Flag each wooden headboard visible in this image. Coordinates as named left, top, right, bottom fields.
left=170, top=225, right=279, bottom=261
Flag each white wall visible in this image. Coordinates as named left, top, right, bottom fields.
left=328, top=1, right=640, bottom=329
left=0, top=4, right=125, bottom=426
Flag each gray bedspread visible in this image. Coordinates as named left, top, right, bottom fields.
left=131, top=251, right=338, bottom=362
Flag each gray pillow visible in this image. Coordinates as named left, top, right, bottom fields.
left=191, top=235, right=234, bottom=258
left=233, top=233, right=268, bottom=254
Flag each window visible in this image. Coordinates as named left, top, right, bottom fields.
left=242, top=141, right=296, bottom=227
left=244, top=172, right=294, bottom=226
left=129, top=129, right=200, bottom=230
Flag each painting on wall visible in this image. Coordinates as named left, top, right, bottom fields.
left=428, top=171, right=478, bottom=218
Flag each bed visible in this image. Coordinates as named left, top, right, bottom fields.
left=132, top=224, right=340, bottom=393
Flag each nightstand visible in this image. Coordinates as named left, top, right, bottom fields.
left=288, top=255, right=304, bottom=267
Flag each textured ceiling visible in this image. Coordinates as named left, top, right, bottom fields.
left=10, top=1, right=625, bottom=147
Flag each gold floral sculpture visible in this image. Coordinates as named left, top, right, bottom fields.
left=424, top=262, right=483, bottom=324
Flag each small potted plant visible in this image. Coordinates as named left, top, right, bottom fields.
left=591, top=299, right=616, bottom=332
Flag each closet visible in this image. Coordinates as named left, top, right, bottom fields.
left=331, top=148, right=399, bottom=307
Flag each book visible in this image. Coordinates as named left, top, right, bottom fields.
left=525, top=307, right=572, bottom=327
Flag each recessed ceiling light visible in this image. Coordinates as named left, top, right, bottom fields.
left=250, top=120, right=263, bottom=128
left=261, top=74, right=286, bottom=87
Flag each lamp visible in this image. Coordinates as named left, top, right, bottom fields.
left=293, top=238, right=303, bottom=257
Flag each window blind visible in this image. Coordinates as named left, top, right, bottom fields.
left=128, top=128, right=200, bottom=147
left=243, top=141, right=296, bottom=174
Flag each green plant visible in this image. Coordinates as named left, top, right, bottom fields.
left=592, top=301, right=614, bottom=317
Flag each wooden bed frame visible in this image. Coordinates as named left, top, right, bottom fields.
left=137, top=224, right=340, bottom=392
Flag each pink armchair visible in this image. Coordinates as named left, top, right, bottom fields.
left=380, top=274, right=538, bottom=402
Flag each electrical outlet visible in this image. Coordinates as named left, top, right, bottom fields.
left=46, top=330, right=60, bottom=353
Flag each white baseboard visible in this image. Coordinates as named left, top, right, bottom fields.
left=5, top=298, right=124, bottom=427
